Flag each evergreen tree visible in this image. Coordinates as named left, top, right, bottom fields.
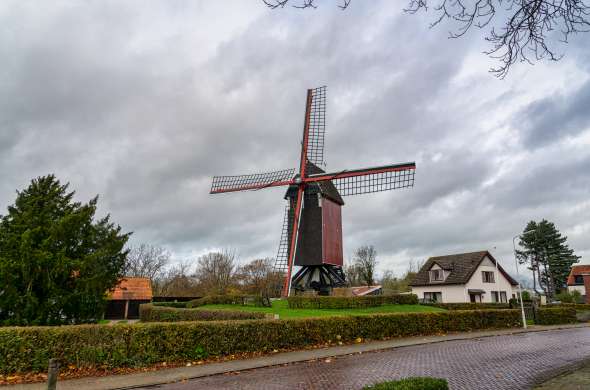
left=0, top=175, right=130, bottom=325
left=516, top=219, right=580, bottom=299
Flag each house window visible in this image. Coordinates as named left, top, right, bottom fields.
left=424, top=292, right=442, bottom=302
left=429, top=269, right=444, bottom=282
left=491, top=291, right=499, bottom=303
left=574, top=275, right=584, bottom=285
left=482, top=271, right=495, bottom=283
left=500, top=291, right=507, bottom=303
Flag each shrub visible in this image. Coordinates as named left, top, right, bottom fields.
left=187, top=294, right=270, bottom=308
left=287, top=294, right=418, bottom=309
left=424, top=303, right=511, bottom=311
left=364, top=377, right=448, bottom=390
left=139, top=304, right=265, bottom=322
left=151, top=302, right=189, bottom=308
left=556, top=290, right=583, bottom=304
left=535, top=307, right=577, bottom=325
left=0, top=309, right=520, bottom=374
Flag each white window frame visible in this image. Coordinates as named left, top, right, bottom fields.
left=482, top=271, right=495, bottom=283
left=429, top=269, right=444, bottom=282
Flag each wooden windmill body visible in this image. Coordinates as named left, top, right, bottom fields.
left=210, top=87, right=416, bottom=296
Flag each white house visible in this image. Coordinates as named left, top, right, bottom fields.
left=410, top=251, right=519, bottom=303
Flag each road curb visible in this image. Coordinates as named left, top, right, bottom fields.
left=9, top=323, right=589, bottom=390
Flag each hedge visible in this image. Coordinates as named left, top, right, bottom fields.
left=364, top=377, right=448, bottom=390
left=425, top=303, right=511, bottom=311
left=0, top=309, right=520, bottom=374
left=535, top=307, right=577, bottom=325
left=287, top=294, right=419, bottom=309
left=139, top=304, right=266, bottom=322
left=151, top=301, right=189, bottom=308
left=187, top=294, right=270, bottom=308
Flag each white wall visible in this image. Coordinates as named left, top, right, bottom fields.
left=465, top=256, right=517, bottom=303
left=568, top=285, right=586, bottom=294
left=411, top=285, right=467, bottom=303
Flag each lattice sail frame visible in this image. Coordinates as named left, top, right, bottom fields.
left=332, top=168, right=415, bottom=196
left=306, top=86, right=327, bottom=167
left=210, top=168, right=295, bottom=193
left=273, top=204, right=293, bottom=273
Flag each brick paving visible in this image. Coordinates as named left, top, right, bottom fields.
left=139, top=327, right=590, bottom=390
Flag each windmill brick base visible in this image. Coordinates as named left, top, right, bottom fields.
left=210, top=86, right=415, bottom=296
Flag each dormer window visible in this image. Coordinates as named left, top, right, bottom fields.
left=430, top=269, right=444, bottom=282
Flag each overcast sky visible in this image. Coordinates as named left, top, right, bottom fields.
left=1, top=1, right=589, bottom=279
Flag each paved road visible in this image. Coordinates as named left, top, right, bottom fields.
left=139, top=327, right=590, bottom=390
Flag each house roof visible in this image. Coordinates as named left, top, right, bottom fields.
left=567, top=265, right=590, bottom=285
left=108, top=277, right=153, bottom=300
left=352, top=285, right=382, bottom=296
left=409, top=250, right=519, bottom=287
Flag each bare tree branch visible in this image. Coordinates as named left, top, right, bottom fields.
left=263, top=0, right=589, bottom=77
left=262, top=0, right=351, bottom=9
left=405, top=0, right=590, bottom=78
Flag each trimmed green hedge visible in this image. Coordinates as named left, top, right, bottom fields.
left=139, top=304, right=265, bottom=322
left=425, top=303, right=511, bottom=310
left=187, top=294, right=270, bottom=308
left=535, top=307, right=577, bottom=325
left=364, top=377, right=448, bottom=390
left=151, top=301, right=189, bottom=308
left=287, top=294, right=419, bottom=309
left=0, top=309, right=520, bottom=374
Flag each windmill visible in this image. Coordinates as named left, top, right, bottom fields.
left=210, top=86, right=416, bottom=296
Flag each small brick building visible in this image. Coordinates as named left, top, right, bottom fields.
left=567, top=265, right=590, bottom=303
left=105, top=277, right=152, bottom=319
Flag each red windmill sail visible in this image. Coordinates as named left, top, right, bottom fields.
left=210, top=86, right=416, bottom=296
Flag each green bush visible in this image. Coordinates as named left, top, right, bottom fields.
left=151, top=301, right=189, bottom=308
left=424, top=303, right=511, bottom=310
left=0, top=309, right=520, bottom=374
left=364, top=377, right=448, bottom=390
left=139, top=304, right=266, bottom=322
left=187, top=294, right=270, bottom=308
left=535, top=307, right=577, bottom=325
left=556, top=290, right=583, bottom=304
left=287, top=294, right=418, bottom=309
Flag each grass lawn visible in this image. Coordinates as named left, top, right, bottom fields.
left=196, top=299, right=445, bottom=319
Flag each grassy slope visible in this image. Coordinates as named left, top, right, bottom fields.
left=196, top=299, right=445, bottom=319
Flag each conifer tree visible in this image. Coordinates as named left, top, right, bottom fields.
left=516, top=219, right=580, bottom=299
left=0, top=175, right=130, bottom=325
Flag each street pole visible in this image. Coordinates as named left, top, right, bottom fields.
left=513, top=230, right=535, bottom=329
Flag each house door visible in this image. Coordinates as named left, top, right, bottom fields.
left=469, top=294, right=476, bottom=303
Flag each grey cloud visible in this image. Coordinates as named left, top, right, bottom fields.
left=0, top=0, right=588, bottom=277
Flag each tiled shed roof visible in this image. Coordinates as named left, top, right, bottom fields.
left=108, top=277, right=152, bottom=300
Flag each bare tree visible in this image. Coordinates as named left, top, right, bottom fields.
left=125, top=244, right=170, bottom=280
left=153, top=260, right=199, bottom=297
left=352, top=245, right=378, bottom=286
left=195, top=250, right=238, bottom=295
left=263, top=0, right=590, bottom=78
left=237, top=258, right=283, bottom=296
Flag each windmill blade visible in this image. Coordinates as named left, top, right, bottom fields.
left=305, top=86, right=327, bottom=167
left=282, top=185, right=304, bottom=296
left=210, top=168, right=295, bottom=194
left=306, top=162, right=416, bottom=196
left=273, top=203, right=292, bottom=274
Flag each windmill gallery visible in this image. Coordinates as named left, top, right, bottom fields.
left=210, top=87, right=416, bottom=297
